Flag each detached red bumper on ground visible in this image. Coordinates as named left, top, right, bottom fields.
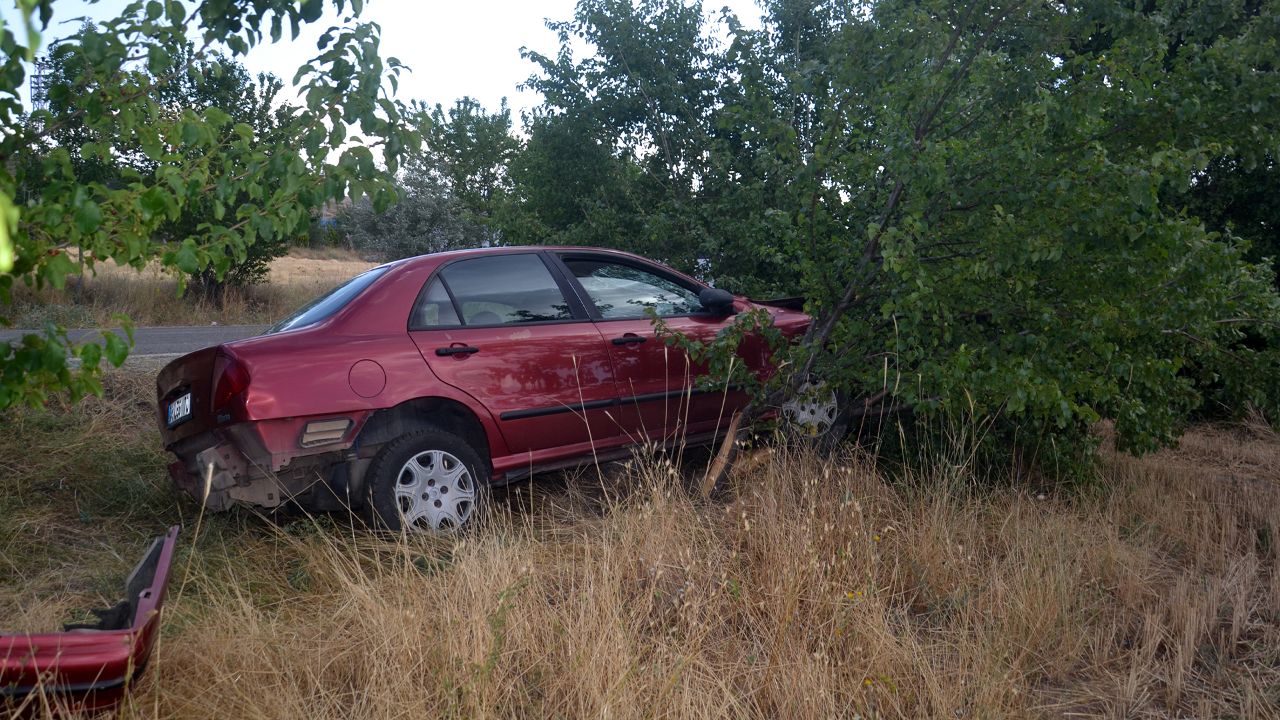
left=1, top=526, right=180, bottom=714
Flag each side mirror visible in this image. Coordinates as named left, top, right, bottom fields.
left=699, top=287, right=736, bottom=316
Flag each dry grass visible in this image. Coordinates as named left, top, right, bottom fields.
left=2, top=372, right=1279, bottom=718
left=5, top=250, right=377, bottom=328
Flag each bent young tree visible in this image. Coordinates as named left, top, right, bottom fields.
left=525, top=0, right=1280, bottom=481
left=0, top=0, right=419, bottom=408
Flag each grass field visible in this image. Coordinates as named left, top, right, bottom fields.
left=2, top=369, right=1278, bottom=718
left=6, top=249, right=377, bottom=329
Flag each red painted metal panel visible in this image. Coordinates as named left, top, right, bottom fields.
left=1, top=526, right=180, bottom=713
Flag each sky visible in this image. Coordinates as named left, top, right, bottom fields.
left=3, top=0, right=764, bottom=124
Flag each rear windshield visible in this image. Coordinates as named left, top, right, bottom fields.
left=267, top=265, right=390, bottom=334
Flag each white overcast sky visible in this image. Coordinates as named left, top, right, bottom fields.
left=4, top=0, right=763, bottom=123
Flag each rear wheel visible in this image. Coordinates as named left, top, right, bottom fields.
left=364, top=428, right=488, bottom=533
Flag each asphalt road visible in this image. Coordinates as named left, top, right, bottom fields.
left=0, top=324, right=268, bottom=360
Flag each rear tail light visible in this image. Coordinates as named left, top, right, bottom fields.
left=212, top=353, right=251, bottom=421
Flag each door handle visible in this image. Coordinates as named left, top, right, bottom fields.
left=435, top=345, right=480, bottom=356
left=612, top=334, right=647, bottom=346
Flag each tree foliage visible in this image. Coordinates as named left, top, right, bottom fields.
left=3, top=0, right=1277, bottom=472
left=341, top=97, right=516, bottom=260
left=420, top=97, right=519, bottom=230
left=516, top=0, right=1280, bottom=464
left=340, top=160, right=484, bottom=261
left=28, top=36, right=301, bottom=296
left=0, top=0, right=418, bottom=408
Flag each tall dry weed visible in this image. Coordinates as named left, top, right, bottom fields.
left=7, top=253, right=375, bottom=328
left=118, top=434, right=1280, bottom=719
left=4, top=372, right=1278, bottom=718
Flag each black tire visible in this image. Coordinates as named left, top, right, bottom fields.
left=363, top=427, right=489, bottom=533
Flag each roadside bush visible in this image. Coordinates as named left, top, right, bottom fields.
left=303, top=224, right=347, bottom=251
left=340, top=168, right=490, bottom=262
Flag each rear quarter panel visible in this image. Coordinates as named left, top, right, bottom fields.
left=223, top=259, right=510, bottom=463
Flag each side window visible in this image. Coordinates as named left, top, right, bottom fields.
left=268, top=265, right=390, bottom=334
left=440, top=254, right=574, bottom=325
left=563, top=258, right=702, bottom=320
left=410, top=277, right=461, bottom=328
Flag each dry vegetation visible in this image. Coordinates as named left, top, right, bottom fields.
left=6, top=250, right=377, bottom=329
left=2, top=371, right=1279, bottom=719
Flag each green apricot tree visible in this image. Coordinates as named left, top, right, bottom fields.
left=0, top=0, right=418, bottom=407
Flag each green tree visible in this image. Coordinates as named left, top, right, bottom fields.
left=31, top=36, right=302, bottom=296
left=154, top=48, right=302, bottom=296
left=341, top=97, right=517, bottom=259
left=502, top=111, right=647, bottom=250
left=340, top=157, right=486, bottom=261
left=517, top=0, right=736, bottom=275
left=421, top=97, right=519, bottom=236
left=0, top=0, right=418, bottom=408
left=522, top=0, right=1280, bottom=468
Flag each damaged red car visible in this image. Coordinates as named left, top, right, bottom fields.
left=156, top=247, right=842, bottom=532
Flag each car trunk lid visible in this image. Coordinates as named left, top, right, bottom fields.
left=156, top=346, right=221, bottom=447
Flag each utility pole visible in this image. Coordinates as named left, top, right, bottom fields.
left=29, top=55, right=52, bottom=114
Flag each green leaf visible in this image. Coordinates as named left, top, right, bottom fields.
left=42, top=252, right=78, bottom=291
left=103, top=332, right=130, bottom=368
left=73, top=199, right=102, bottom=234
left=175, top=242, right=200, bottom=274
left=300, top=0, right=323, bottom=23
left=181, top=120, right=201, bottom=146
left=165, top=0, right=185, bottom=25
left=139, top=187, right=169, bottom=220
left=147, top=44, right=170, bottom=75
left=0, top=193, right=14, bottom=273
left=79, top=341, right=101, bottom=369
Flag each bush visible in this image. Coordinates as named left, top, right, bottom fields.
left=340, top=168, right=490, bottom=262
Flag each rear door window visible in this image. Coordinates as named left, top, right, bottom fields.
left=411, top=277, right=462, bottom=328
left=434, top=254, right=574, bottom=326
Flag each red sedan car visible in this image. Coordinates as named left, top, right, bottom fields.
left=157, top=247, right=840, bottom=532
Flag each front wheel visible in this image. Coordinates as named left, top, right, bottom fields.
left=780, top=379, right=850, bottom=452
left=364, top=428, right=488, bottom=533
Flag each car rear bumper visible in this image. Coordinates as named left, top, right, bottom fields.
left=1, top=526, right=180, bottom=714
left=168, top=431, right=292, bottom=512
left=167, top=415, right=369, bottom=512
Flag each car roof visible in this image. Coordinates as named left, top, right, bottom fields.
left=390, top=246, right=702, bottom=281
left=392, top=245, right=653, bottom=269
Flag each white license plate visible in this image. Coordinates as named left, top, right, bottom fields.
left=167, top=392, right=192, bottom=428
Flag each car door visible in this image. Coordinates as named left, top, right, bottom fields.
left=552, top=252, right=748, bottom=443
left=408, top=252, right=624, bottom=456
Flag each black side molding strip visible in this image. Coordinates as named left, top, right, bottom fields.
left=500, top=398, right=616, bottom=421
left=498, top=386, right=739, bottom=422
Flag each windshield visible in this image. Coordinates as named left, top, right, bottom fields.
left=266, top=265, right=390, bottom=334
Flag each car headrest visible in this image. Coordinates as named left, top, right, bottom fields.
left=468, top=311, right=503, bottom=326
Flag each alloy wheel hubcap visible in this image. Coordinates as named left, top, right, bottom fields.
left=394, top=449, right=476, bottom=531
left=782, top=381, right=839, bottom=435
